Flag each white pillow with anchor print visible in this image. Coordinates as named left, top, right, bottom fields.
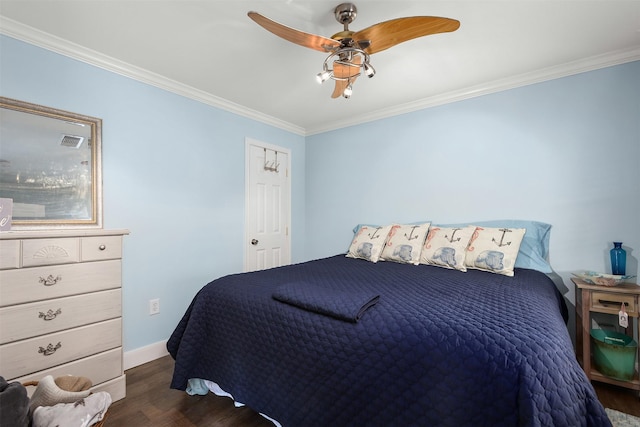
left=346, top=224, right=393, bottom=263
left=421, top=225, right=476, bottom=271
left=464, top=226, right=526, bottom=276
left=380, top=223, right=431, bottom=265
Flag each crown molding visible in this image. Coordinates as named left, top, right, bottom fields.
left=305, top=46, right=640, bottom=135
left=2, top=16, right=638, bottom=137
left=0, top=17, right=306, bottom=136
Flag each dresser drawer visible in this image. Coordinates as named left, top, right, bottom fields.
left=0, top=289, right=122, bottom=344
left=22, top=237, right=80, bottom=267
left=14, top=348, right=123, bottom=390
left=81, top=235, right=123, bottom=261
left=591, top=291, right=637, bottom=316
left=0, top=239, right=20, bottom=269
left=0, top=318, right=122, bottom=379
left=91, top=374, right=126, bottom=402
left=0, top=259, right=121, bottom=307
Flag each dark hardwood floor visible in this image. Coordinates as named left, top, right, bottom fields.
left=105, top=356, right=273, bottom=426
left=106, top=356, right=639, bottom=426
left=592, top=382, right=640, bottom=417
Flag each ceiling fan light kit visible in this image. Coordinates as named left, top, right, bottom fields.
left=248, top=3, right=460, bottom=99
left=316, top=46, right=375, bottom=98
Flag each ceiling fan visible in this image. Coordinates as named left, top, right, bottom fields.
left=248, top=3, right=460, bottom=99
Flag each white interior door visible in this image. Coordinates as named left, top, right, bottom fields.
left=245, top=138, right=291, bottom=272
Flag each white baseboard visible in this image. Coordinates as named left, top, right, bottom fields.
left=123, top=340, right=169, bottom=370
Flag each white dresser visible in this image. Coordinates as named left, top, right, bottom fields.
left=0, top=229, right=129, bottom=402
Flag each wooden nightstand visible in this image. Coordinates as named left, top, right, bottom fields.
left=572, top=278, right=640, bottom=394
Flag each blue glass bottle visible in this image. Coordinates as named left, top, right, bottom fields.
left=610, top=242, right=626, bottom=275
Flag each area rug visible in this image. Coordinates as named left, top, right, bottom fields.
left=606, top=408, right=640, bottom=427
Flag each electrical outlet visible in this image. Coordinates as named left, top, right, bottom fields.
left=149, top=298, right=160, bottom=315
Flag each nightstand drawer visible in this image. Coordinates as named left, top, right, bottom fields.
left=0, top=259, right=121, bottom=307
left=591, top=291, right=637, bottom=316
left=0, top=318, right=122, bottom=379
left=0, top=289, right=122, bottom=344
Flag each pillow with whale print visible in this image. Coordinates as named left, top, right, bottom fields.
left=380, top=223, right=431, bottom=265
left=346, top=224, right=393, bottom=263
left=464, top=226, right=526, bottom=276
left=435, top=220, right=552, bottom=273
left=420, top=225, right=476, bottom=271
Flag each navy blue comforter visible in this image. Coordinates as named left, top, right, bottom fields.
left=168, top=255, right=610, bottom=426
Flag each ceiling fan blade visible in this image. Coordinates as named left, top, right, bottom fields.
left=331, top=80, right=349, bottom=98
left=331, top=56, right=362, bottom=98
left=248, top=11, right=341, bottom=53
left=353, top=16, right=460, bottom=55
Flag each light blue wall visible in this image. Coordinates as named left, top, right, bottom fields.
left=305, top=61, right=640, bottom=305
left=0, top=35, right=306, bottom=352
left=2, top=33, right=639, bottom=354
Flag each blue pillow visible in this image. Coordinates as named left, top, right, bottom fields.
left=352, top=220, right=553, bottom=273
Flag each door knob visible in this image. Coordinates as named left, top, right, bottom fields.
left=251, top=239, right=259, bottom=245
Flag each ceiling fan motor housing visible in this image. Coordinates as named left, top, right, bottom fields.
left=335, top=3, right=357, bottom=26
left=332, top=4, right=369, bottom=50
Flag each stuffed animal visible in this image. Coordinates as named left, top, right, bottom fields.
left=28, top=375, right=92, bottom=414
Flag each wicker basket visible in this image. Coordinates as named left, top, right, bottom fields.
left=23, top=381, right=109, bottom=427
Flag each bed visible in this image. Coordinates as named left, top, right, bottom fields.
left=168, top=223, right=611, bottom=426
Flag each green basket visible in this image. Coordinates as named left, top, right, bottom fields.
left=590, top=329, right=638, bottom=381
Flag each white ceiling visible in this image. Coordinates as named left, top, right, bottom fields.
left=1, top=1, right=639, bottom=135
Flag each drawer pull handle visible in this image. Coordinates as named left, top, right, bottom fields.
left=39, top=275, right=62, bottom=286
left=38, top=342, right=62, bottom=356
left=598, top=299, right=629, bottom=307
left=39, top=308, right=62, bottom=321
left=99, top=244, right=106, bottom=251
